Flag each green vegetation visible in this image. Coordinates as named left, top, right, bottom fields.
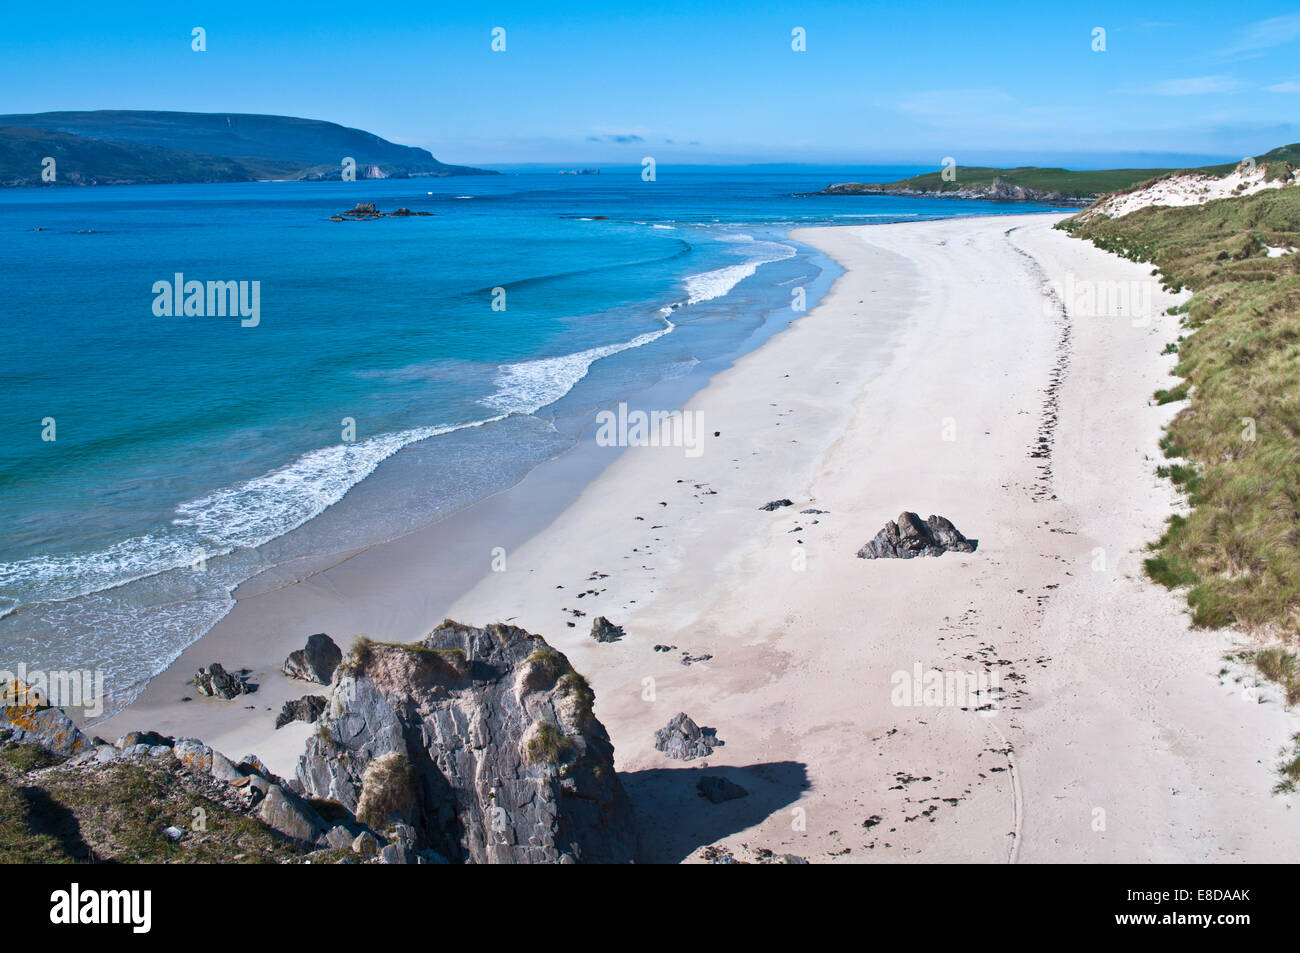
left=832, top=165, right=1175, bottom=199
left=823, top=143, right=1300, bottom=203
left=1276, top=734, right=1300, bottom=795
left=1061, top=184, right=1300, bottom=657
left=344, top=635, right=468, bottom=677
left=524, top=721, right=573, bottom=766
left=0, top=110, right=495, bottom=187
left=355, top=752, right=415, bottom=830
left=0, top=758, right=305, bottom=863
left=557, top=672, right=596, bottom=726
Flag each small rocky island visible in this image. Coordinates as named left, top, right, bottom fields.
left=330, top=202, right=434, bottom=221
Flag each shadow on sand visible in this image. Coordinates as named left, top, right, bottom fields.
left=622, top=760, right=810, bottom=863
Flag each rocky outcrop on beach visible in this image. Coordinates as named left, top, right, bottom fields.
left=760, top=498, right=794, bottom=511
left=284, top=633, right=342, bottom=685
left=296, top=620, right=638, bottom=863
left=654, top=712, right=724, bottom=761
left=192, top=663, right=254, bottom=699
left=275, top=694, right=327, bottom=730
left=590, top=616, right=625, bottom=643
left=857, top=512, right=976, bottom=559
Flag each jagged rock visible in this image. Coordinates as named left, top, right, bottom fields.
left=697, top=775, right=749, bottom=803
left=590, top=616, right=625, bottom=643
left=284, top=633, right=342, bottom=685
left=210, top=750, right=243, bottom=783
left=193, top=663, right=252, bottom=699
left=0, top=683, right=92, bottom=758
left=238, top=753, right=273, bottom=777
left=258, top=784, right=327, bottom=844
left=323, top=824, right=355, bottom=850
left=174, top=738, right=214, bottom=772
left=654, top=712, right=724, bottom=761
left=759, top=499, right=794, bottom=511
left=352, top=831, right=380, bottom=858
left=856, top=511, right=976, bottom=559
left=296, top=620, right=638, bottom=863
left=116, top=730, right=173, bottom=749
left=275, top=694, right=327, bottom=730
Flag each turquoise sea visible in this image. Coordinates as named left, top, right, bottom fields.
left=0, top=169, right=1058, bottom=707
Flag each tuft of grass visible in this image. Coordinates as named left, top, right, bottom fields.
left=1153, top=383, right=1190, bottom=405
left=1274, top=734, right=1300, bottom=795
left=556, top=672, right=595, bottom=725
left=1253, top=648, right=1300, bottom=706
left=355, top=752, right=415, bottom=829
left=524, top=721, right=573, bottom=766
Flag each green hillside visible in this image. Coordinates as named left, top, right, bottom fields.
left=820, top=144, right=1300, bottom=203
left=0, top=110, right=495, bottom=187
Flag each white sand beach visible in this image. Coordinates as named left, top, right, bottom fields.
left=99, top=213, right=1300, bottom=862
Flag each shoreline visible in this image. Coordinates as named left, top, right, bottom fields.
left=99, top=212, right=1300, bottom=861
left=90, top=230, right=841, bottom=763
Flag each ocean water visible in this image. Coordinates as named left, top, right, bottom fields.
left=0, top=169, right=1058, bottom=707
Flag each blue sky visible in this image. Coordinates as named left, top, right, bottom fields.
left=3, top=1, right=1299, bottom=167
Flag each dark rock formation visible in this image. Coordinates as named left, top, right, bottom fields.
left=760, top=499, right=794, bottom=511
left=116, top=730, right=173, bottom=749
left=296, top=621, right=638, bottom=863
left=274, top=694, right=327, bottom=730
left=654, top=712, right=724, bottom=761
left=590, top=616, right=625, bottom=643
left=857, top=512, right=976, bottom=559
left=697, top=775, right=749, bottom=803
left=336, top=203, right=434, bottom=220
left=192, top=663, right=253, bottom=699
left=284, top=633, right=342, bottom=685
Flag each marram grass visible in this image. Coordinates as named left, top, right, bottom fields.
left=1060, top=182, right=1300, bottom=663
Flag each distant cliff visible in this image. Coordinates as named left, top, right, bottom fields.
left=0, top=110, right=495, bottom=187
left=814, top=166, right=1175, bottom=206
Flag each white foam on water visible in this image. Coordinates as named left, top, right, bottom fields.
left=482, top=319, right=675, bottom=415
left=683, top=240, right=796, bottom=305
left=172, top=417, right=504, bottom=550
left=0, top=533, right=212, bottom=609
left=0, top=416, right=506, bottom=610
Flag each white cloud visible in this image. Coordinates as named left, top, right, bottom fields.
left=1265, top=81, right=1300, bottom=93
left=1221, top=13, right=1300, bottom=55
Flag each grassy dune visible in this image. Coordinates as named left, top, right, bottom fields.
left=1059, top=184, right=1300, bottom=706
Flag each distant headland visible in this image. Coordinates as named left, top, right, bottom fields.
left=0, top=110, right=497, bottom=187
